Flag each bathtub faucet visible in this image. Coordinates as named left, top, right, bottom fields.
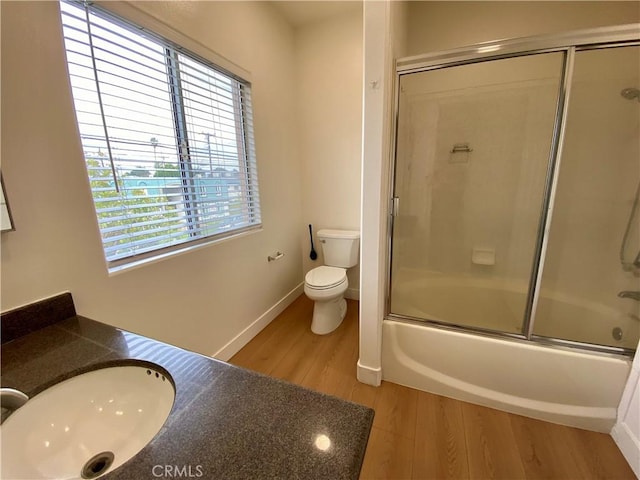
left=618, top=291, right=640, bottom=301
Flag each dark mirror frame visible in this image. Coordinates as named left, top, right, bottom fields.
left=1, top=174, right=15, bottom=232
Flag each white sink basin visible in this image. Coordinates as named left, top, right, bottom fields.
left=1, top=365, right=175, bottom=479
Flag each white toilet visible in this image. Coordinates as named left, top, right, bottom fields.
left=304, top=229, right=360, bottom=335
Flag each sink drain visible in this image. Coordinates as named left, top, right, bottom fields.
left=81, top=451, right=115, bottom=479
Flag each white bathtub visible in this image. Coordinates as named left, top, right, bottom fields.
left=383, top=276, right=635, bottom=432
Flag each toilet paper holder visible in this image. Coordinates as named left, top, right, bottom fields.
left=268, top=251, right=285, bottom=262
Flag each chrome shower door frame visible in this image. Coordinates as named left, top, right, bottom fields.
left=386, top=23, right=640, bottom=356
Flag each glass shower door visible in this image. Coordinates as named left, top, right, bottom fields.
left=389, top=52, right=565, bottom=334
left=533, top=46, right=640, bottom=349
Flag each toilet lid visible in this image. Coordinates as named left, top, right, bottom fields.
left=305, top=266, right=346, bottom=289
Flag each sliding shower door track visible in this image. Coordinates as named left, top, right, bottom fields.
left=385, top=313, right=635, bottom=358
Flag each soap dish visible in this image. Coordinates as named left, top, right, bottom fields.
left=472, top=248, right=495, bottom=266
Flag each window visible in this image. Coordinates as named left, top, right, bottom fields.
left=60, top=1, right=261, bottom=271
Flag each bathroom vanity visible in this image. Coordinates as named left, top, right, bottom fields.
left=1, top=293, right=373, bottom=479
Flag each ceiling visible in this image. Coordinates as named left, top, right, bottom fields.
left=271, top=1, right=362, bottom=28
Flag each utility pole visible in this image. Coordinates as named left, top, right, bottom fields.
left=201, top=132, right=214, bottom=174
left=150, top=137, right=159, bottom=163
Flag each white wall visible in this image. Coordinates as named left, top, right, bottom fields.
left=406, top=1, right=639, bottom=55
left=359, top=0, right=407, bottom=386
left=0, top=1, right=303, bottom=358
left=295, top=7, right=363, bottom=297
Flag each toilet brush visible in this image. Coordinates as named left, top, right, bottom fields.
left=309, top=224, right=318, bottom=260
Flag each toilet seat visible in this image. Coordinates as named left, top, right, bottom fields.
left=304, top=265, right=349, bottom=333
left=305, top=266, right=346, bottom=290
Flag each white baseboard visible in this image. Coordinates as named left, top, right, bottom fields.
left=212, top=282, right=304, bottom=361
left=345, top=287, right=360, bottom=301
left=611, top=423, right=640, bottom=478
left=357, top=359, right=382, bottom=386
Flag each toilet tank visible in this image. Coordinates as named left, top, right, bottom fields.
left=317, top=229, right=360, bottom=268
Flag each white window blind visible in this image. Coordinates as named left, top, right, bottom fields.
left=60, top=1, right=261, bottom=271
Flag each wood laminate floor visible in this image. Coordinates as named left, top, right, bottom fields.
left=230, top=295, right=635, bottom=480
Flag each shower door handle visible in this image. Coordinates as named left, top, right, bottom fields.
left=391, top=197, right=400, bottom=217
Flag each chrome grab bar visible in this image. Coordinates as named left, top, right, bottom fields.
left=618, top=291, right=640, bottom=301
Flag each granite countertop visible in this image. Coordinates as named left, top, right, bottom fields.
left=1, top=294, right=374, bottom=479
